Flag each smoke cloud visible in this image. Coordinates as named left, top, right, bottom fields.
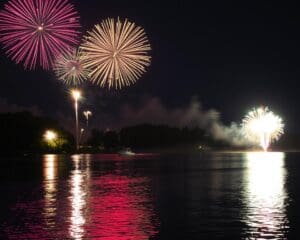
left=115, top=97, right=249, bottom=146
left=0, top=98, right=42, bottom=116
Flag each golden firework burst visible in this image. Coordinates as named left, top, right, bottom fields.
left=80, top=18, right=151, bottom=89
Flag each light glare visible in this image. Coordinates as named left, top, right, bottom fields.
left=72, top=90, right=81, bottom=101
left=44, top=130, right=57, bottom=142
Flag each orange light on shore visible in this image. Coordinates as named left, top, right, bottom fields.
left=44, top=130, right=57, bottom=142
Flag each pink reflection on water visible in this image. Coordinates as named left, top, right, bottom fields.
left=66, top=154, right=159, bottom=239
left=67, top=154, right=159, bottom=239
left=3, top=154, right=159, bottom=239
left=89, top=174, right=158, bottom=239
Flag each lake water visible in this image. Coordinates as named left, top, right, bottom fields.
left=0, top=152, right=299, bottom=239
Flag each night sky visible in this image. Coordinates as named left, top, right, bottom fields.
left=0, top=0, right=299, bottom=133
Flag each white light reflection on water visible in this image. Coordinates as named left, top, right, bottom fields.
left=243, top=152, right=289, bottom=238
left=43, top=155, right=58, bottom=226
left=69, top=155, right=90, bottom=240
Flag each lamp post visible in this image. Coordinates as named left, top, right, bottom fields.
left=79, top=128, right=84, bottom=146
left=71, top=90, right=81, bottom=151
left=83, top=110, right=92, bottom=128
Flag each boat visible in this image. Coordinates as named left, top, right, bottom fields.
left=118, top=148, right=136, bottom=156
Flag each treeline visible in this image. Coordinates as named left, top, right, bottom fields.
left=2, top=112, right=297, bottom=154
left=87, top=124, right=300, bottom=151
left=86, top=124, right=229, bottom=151
left=0, top=112, right=74, bottom=154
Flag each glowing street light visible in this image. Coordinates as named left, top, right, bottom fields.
left=71, top=89, right=81, bottom=151
left=72, top=89, right=81, bottom=101
left=83, top=110, right=92, bottom=128
left=44, top=130, right=57, bottom=143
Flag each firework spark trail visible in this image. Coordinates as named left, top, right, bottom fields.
left=54, top=48, right=88, bottom=85
left=242, top=107, right=284, bottom=151
left=0, top=0, right=81, bottom=70
left=80, top=18, right=151, bottom=89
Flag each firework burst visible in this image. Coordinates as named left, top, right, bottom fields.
left=242, top=107, right=284, bottom=151
left=54, top=48, right=88, bottom=85
left=80, top=18, right=151, bottom=89
left=0, top=0, right=81, bottom=70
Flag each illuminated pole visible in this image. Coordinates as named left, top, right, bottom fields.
left=79, top=128, right=84, bottom=146
left=72, top=90, right=81, bottom=151
left=83, top=111, right=92, bottom=128
left=86, top=113, right=89, bottom=128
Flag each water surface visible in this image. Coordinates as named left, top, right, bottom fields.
left=0, top=152, right=299, bottom=239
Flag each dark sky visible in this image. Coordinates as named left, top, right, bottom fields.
left=0, top=0, right=299, bottom=132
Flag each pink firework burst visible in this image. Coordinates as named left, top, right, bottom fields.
left=0, top=0, right=81, bottom=70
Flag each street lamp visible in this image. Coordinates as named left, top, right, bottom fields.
left=79, top=128, right=84, bottom=146
left=83, top=110, right=92, bottom=128
left=71, top=89, right=81, bottom=151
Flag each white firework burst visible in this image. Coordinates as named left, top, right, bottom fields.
left=242, top=107, right=284, bottom=151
